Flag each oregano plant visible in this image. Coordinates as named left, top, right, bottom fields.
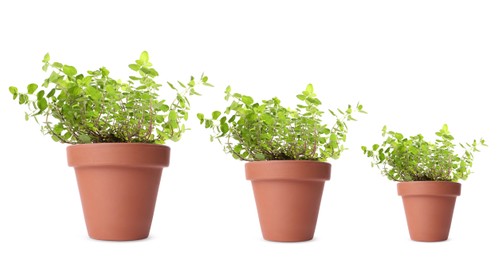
left=8, top=51, right=212, bottom=144
left=362, top=124, right=486, bottom=182
left=198, top=84, right=366, bottom=161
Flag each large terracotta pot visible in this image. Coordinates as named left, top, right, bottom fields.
left=67, top=143, right=170, bottom=241
left=245, top=161, right=331, bottom=242
left=398, top=181, right=461, bottom=242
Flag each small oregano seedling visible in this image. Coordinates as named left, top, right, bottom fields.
left=198, top=84, right=366, bottom=161
left=8, top=51, right=212, bottom=144
left=362, top=124, right=486, bottom=182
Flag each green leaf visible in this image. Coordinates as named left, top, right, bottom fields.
left=52, top=62, right=63, bottom=69
left=212, top=111, right=221, bottom=120
left=197, top=113, right=204, bottom=121
left=442, top=124, right=449, bottom=132
left=69, top=86, right=82, bottom=96
left=140, top=51, right=149, bottom=63
left=169, top=110, right=178, bottom=121
left=37, top=98, right=48, bottom=111
left=205, top=119, right=213, bottom=128
left=255, top=153, right=265, bottom=160
left=79, top=134, right=91, bottom=143
left=42, top=53, right=50, bottom=63
left=85, top=86, right=102, bottom=101
left=261, top=113, right=274, bottom=125
left=128, top=64, right=140, bottom=71
left=48, top=72, right=58, bottom=84
left=140, top=67, right=152, bottom=75
left=220, top=123, right=229, bottom=134
left=308, top=97, right=321, bottom=105
left=19, top=94, right=29, bottom=104
left=178, top=81, right=187, bottom=89
left=9, top=86, right=18, bottom=95
left=46, top=89, right=56, bottom=98
left=306, top=83, right=314, bottom=93
left=53, top=124, right=64, bottom=135
left=63, top=65, right=77, bottom=76
left=241, top=96, right=254, bottom=106
left=160, top=104, right=169, bottom=112
left=27, top=83, right=38, bottom=94
left=101, top=67, right=109, bottom=76
left=167, top=82, right=177, bottom=90
left=379, top=151, right=385, bottom=161
left=201, top=75, right=208, bottom=83
left=37, top=90, right=45, bottom=100
left=233, top=144, right=242, bottom=153
left=148, top=68, right=159, bottom=77
left=188, top=76, right=195, bottom=87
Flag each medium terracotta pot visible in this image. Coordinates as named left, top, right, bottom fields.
left=245, top=161, right=331, bottom=242
left=398, top=181, right=461, bottom=242
left=67, top=143, right=170, bottom=241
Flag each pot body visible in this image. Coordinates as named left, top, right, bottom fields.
left=67, top=143, right=170, bottom=241
left=398, top=181, right=461, bottom=242
left=246, top=161, right=331, bottom=242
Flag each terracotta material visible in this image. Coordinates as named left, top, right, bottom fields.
left=246, top=161, right=331, bottom=242
left=67, top=143, right=170, bottom=241
left=398, top=181, right=461, bottom=242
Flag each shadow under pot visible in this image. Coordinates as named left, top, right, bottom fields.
left=245, top=161, right=331, bottom=242
left=67, top=143, right=170, bottom=241
left=398, top=181, right=461, bottom=242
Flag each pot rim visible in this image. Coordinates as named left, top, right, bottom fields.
left=397, top=181, right=461, bottom=197
left=67, top=142, right=170, bottom=168
left=245, top=160, right=331, bottom=181
left=67, top=142, right=170, bottom=147
left=245, top=160, right=330, bottom=165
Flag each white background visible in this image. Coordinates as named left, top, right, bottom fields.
left=1, top=0, right=497, bottom=259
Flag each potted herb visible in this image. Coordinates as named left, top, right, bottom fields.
left=199, top=84, right=366, bottom=242
left=8, top=51, right=212, bottom=241
left=362, top=124, right=486, bottom=242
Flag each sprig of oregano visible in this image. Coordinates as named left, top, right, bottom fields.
left=198, top=84, right=366, bottom=161
left=8, top=51, right=212, bottom=144
left=362, top=124, right=486, bottom=182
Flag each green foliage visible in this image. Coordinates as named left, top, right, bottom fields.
left=199, top=84, right=366, bottom=161
left=8, top=51, right=212, bottom=144
left=362, top=124, right=487, bottom=182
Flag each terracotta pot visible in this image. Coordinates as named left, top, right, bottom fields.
left=245, top=161, right=331, bottom=242
left=398, top=181, right=461, bottom=242
left=67, top=143, right=170, bottom=241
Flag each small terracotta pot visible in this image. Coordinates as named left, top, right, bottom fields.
left=245, top=161, right=331, bottom=242
left=67, top=143, right=170, bottom=241
left=398, top=181, right=461, bottom=242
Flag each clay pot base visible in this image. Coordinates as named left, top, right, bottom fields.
left=398, top=181, right=461, bottom=242
left=246, top=161, right=331, bottom=242
left=76, top=167, right=162, bottom=241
